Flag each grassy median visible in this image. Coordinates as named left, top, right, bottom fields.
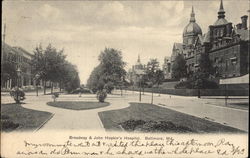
left=47, top=101, right=110, bottom=110
left=98, top=102, right=245, bottom=133
left=1, top=103, right=53, bottom=132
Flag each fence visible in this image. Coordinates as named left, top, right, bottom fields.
left=126, top=87, right=249, bottom=96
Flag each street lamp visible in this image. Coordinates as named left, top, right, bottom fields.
left=139, top=75, right=142, bottom=102
left=16, top=67, right=21, bottom=88
left=15, top=67, right=21, bottom=103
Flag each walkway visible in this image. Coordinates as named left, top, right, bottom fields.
left=1, top=91, right=248, bottom=132
left=21, top=93, right=132, bottom=132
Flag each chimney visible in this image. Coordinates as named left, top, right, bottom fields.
left=236, top=23, right=242, bottom=29
left=226, top=23, right=232, bottom=36
left=241, top=15, right=248, bottom=30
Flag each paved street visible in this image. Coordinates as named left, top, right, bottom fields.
left=1, top=91, right=248, bottom=132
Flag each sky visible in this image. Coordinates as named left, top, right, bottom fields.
left=2, top=0, right=249, bottom=84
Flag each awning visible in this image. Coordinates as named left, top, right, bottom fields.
left=219, top=74, right=249, bottom=84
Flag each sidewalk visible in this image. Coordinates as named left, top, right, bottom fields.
left=129, top=91, right=249, bottom=132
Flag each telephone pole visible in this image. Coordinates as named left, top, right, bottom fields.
left=2, top=22, right=6, bottom=61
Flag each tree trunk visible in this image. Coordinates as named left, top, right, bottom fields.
left=59, top=81, right=62, bottom=92
left=158, top=84, right=160, bottom=96
left=151, top=90, right=154, bottom=104
left=120, top=87, right=123, bottom=96
left=43, top=80, right=46, bottom=95
left=142, top=85, right=144, bottom=95
left=51, top=82, right=53, bottom=94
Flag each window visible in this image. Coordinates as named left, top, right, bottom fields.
left=230, top=57, right=237, bottom=64
left=220, top=29, right=224, bottom=36
left=214, top=57, right=218, bottom=63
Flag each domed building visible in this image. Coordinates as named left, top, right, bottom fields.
left=128, top=55, right=146, bottom=85
left=213, top=0, right=228, bottom=26
left=183, top=7, right=202, bottom=46
left=170, top=0, right=249, bottom=80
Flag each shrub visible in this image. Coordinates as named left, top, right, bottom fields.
left=52, top=92, right=60, bottom=102
left=175, top=80, right=193, bottom=89
left=120, top=120, right=194, bottom=133
left=70, top=88, right=92, bottom=94
left=10, top=88, right=25, bottom=103
left=120, top=120, right=146, bottom=131
left=96, top=90, right=107, bottom=102
left=175, top=79, right=218, bottom=89
left=1, top=120, right=19, bottom=131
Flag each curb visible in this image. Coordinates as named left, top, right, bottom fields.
left=34, top=113, right=55, bottom=132
left=97, top=112, right=105, bottom=129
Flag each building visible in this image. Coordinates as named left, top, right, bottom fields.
left=1, top=42, right=35, bottom=89
left=162, top=57, right=171, bottom=79
left=128, top=55, right=146, bottom=85
left=170, top=0, right=249, bottom=79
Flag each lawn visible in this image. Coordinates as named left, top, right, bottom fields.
left=1, top=103, right=53, bottom=132
left=98, top=102, right=245, bottom=133
left=47, top=101, right=110, bottom=110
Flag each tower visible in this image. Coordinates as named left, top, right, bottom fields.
left=183, top=6, right=202, bottom=45
left=214, top=0, right=228, bottom=26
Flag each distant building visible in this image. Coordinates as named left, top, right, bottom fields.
left=1, top=42, right=35, bottom=89
left=162, top=57, right=171, bottom=79
left=170, top=0, right=249, bottom=79
left=128, top=55, right=146, bottom=85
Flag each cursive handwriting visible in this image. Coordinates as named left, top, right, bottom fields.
left=15, top=136, right=246, bottom=157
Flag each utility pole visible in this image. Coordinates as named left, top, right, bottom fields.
left=2, top=22, right=6, bottom=61
left=2, top=21, right=6, bottom=88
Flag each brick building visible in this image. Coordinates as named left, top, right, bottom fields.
left=170, top=0, right=249, bottom=79
left=1, top=42, right=35, bottom=89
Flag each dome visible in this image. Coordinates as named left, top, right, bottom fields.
left=183, top=6, right=202, bottom=37
left=213, top=0, right=228, bottom=26
left=214, top=18, right=228, bottom=26
left=183, top=22, right=202, bottom=36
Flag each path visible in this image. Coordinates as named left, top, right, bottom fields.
left=21, top=93, right=133, bottom=132
left=1, top=91, right=248, bottom=132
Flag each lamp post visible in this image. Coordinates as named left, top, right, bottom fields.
left=139, top=75, right=142, bottom=102
left=16, top=67, right=21, bottom=103
left=16, top=67, right=21, bottom=88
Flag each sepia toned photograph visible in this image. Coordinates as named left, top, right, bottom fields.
left=1, top=0, right=249, bottom=157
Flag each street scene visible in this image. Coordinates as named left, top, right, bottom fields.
left=1, top=0, right=249, bottom=135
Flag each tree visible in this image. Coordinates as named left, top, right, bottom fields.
left=98, top=48, right=126, bottom=88
left=1, top=62, right=17, bottom=87
left=31, top=44, right=79, bottom=94
left=171, top=54, right=187, bottom=79
left=87, top=48, right=126, bottom=94
left=198, top=53, right=215, bottom=78
left=43, top=44, right=66, bottom=93
left=87, top=65, right=105, bottom=93
left=154, top=69, right=165, bottom=95
left=145, top=59, right=160, bottom=84
left=60, top=61, right=80, bottom=93
left=145, top=59, right=164, bottom=103
left=31, top=44, right=47, bottom=93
